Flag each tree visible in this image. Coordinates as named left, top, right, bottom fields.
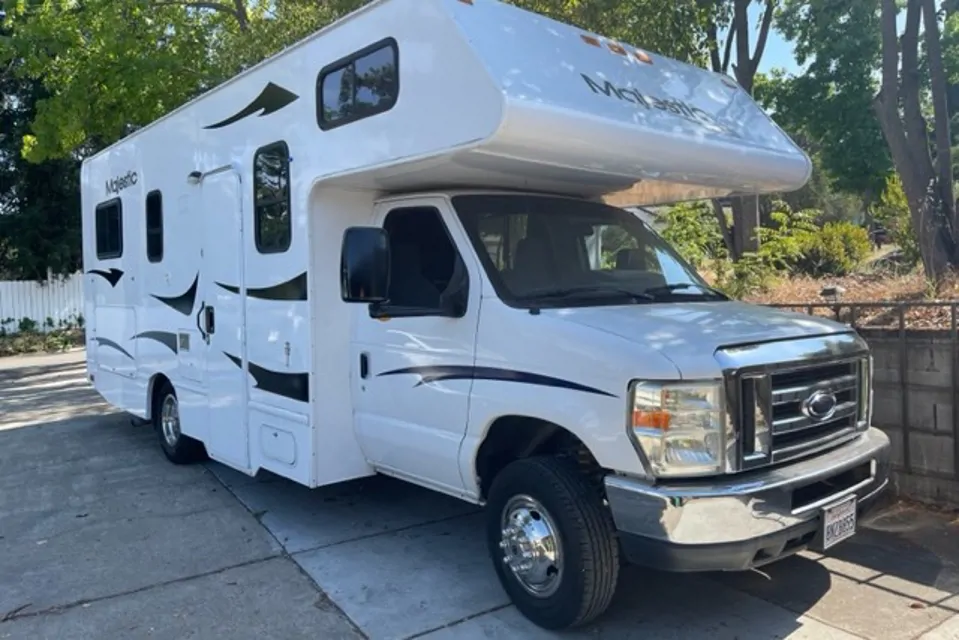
left=765, top=0, right=893, bottom=207
left=873, top=0, right=957, bottom=282
left=0, top=16, right=82, bottom=279
left=702, top=0, right=777, bottom=260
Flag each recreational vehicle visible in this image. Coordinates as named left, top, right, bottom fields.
left=80, top=0, right=891, bottom=629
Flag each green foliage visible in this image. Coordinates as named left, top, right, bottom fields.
left=709, top=253, right=775, bottom=299
left=0, top=15, right=82, bottom=279
left=0, top=314, right=85, bottom=357
left=792, top=220, right=872, bottom=277
left=872, top=173, right=922, bottom=267
left=764, top=0, right=892, bottom=203
left=661, top=201, right=873, bottom=298
left=658, top=201, right=725, bottom=267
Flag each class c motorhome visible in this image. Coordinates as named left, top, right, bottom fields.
left=80, top=0, right=891, bottom=629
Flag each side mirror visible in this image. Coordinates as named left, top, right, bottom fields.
left=340, top=227, right=390, bottom=303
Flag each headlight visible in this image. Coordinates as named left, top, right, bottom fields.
left=629, top=380, right=730, bottom=477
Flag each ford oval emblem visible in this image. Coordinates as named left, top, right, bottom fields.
left=801, top=390, right=838, bottom=422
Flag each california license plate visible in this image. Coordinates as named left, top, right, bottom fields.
left=821, top=496, right=857, bottom=550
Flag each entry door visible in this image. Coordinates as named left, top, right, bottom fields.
left=352, top=198, right=481, bottom=495
left=199, top=168, right=250, bottom=470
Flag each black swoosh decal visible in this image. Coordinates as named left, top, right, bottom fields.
left=203, top=82, right=299, bottom=130
left=216, top=272, right=307, bottom=301
left=87, top=268, right=124, bottom=287
left=94, top=336, right=133, bottom=360
left=224, top=353, right=309, bottom=403
left=378, top=365, right=617, bottom=398
left=152, top=274, right=198, bottom=316
left=133, top=331, right=178, bottom=354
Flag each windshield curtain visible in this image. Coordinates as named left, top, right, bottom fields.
left=452, top=194, right=716, bottom=307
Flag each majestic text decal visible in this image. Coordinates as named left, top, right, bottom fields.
left=106, top=170, right=138, bottom=196
left=580, top=74, right=737, bottom=136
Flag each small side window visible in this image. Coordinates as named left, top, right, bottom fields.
left=318, top=38, right=398, bottom=130
left=146, top=190, right=163, bottom=263
left=254, top=141, right=291, bottom=254
left=96, top=199, right=123, bottom=260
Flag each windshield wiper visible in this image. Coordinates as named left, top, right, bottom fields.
left=521, top=284, right=655, bottom=303
left=644, top=283, right=729, bottom=300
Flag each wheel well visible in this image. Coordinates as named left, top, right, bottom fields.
left=475, top=416, right=601, bottom=500
left=147, top=373, right=172, bottom=420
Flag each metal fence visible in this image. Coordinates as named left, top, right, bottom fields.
left=765, top=301, right=959, bottom=485
left=0, top=272, right=84, bottom=334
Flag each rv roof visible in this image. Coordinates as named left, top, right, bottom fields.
left=84, top=0, right=811, bottom=204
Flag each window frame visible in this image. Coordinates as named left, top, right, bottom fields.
left=253, top=140, right=292, bottom=255
left=95, top=197, right=124, bottom=260
left=316, top=37, right=400, bottom=132
left=145, top=189, right=164, bottom=263
left=373, top=204, right=469, bottom=319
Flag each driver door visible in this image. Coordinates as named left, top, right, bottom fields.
left=350, top=197, right=480, bottom=495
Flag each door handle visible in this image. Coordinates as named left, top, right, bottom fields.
left=204, top=305, right=216, bottom=335
left=196, top=302, right=209, bottom=343
left=360, top=352, right=369, bottom=379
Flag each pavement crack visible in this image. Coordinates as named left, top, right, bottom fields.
left=207, top=467, right=370, bottom=639
left=1, top=604, right=31, bottom=622
left=289, top=510, right=480, bottom=557
left=0, top=555, right=281, bottom=624
left=402, top=603, right=512, bottom=639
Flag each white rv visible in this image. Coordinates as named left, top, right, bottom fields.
left=80, top=0, right=891, bottom=629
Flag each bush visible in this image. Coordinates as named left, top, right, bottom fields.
left=792, top=221, right=872, bottom=277
left=659, top=201, right=727, bottom=267
left=872, top=173, right=921, bottom=267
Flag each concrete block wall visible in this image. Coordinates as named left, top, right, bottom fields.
left=859, top=328, right=959, bottom=506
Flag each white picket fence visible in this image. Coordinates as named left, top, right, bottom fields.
left=0, top=272, right=84, bottom=334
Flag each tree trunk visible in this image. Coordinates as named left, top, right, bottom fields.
left=874, top=0, right=955, bottom=282
left=730, top=196, right=760, bottom=255
left=921, top=0, right=957, bottom=243
left=711, top=199, right=736, bottom=260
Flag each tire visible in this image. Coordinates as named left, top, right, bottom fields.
left=485, top=456, right=620, bottom=630
left=153, top=381, right=206, bottom=464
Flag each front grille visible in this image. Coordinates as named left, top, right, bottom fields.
left=716, top=333, right=871, bottom=473
left=736, top=357, right=867, bottom=470
left=768, top=361, right=861, bottom=462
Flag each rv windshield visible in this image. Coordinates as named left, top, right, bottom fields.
left=452, top=194, right=725, bottom=309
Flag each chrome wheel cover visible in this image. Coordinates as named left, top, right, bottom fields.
left=160, top=394, right=181, bottom=448
left=499, top=494, right=564, bottom=598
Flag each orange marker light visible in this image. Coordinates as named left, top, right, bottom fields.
left=633, top=410, right=670, bottom=431
left=607, top=43, right=627, bottom=56
left=633, top=50, right=652, bottom=64
left=581, top=34, right=601, bottom=47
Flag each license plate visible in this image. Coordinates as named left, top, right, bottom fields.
left=821, top=495, right=857, bottom=550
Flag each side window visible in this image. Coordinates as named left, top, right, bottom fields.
left=253, top=141, right=291, bottom=254
left=318, top=38, right=398, bottom=130
left=382, top=206, right=463, bottom=311
left=146, top=190, right=163, bottom=263
left=96, top=199, right=123, bottom=260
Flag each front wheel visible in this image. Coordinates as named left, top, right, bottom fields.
left=485, top=456, right=620, bottom=630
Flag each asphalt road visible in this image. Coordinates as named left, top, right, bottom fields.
left=3, top=350, right=959, bottom=639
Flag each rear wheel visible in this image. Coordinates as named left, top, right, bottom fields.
left=153, top=382, right=206, bottom=464
left=485, top=456, right=619, bottom=630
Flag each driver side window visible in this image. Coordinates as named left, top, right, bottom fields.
left=381, top=206, right=466, bottom=313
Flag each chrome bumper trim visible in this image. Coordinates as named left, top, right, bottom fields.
left=604, top=427, right=891, bottom=547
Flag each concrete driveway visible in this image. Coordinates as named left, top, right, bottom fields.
left=3, top=351, right=959, bottom=639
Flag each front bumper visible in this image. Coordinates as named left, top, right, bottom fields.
left=604, top=427, right=891, bottom=572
